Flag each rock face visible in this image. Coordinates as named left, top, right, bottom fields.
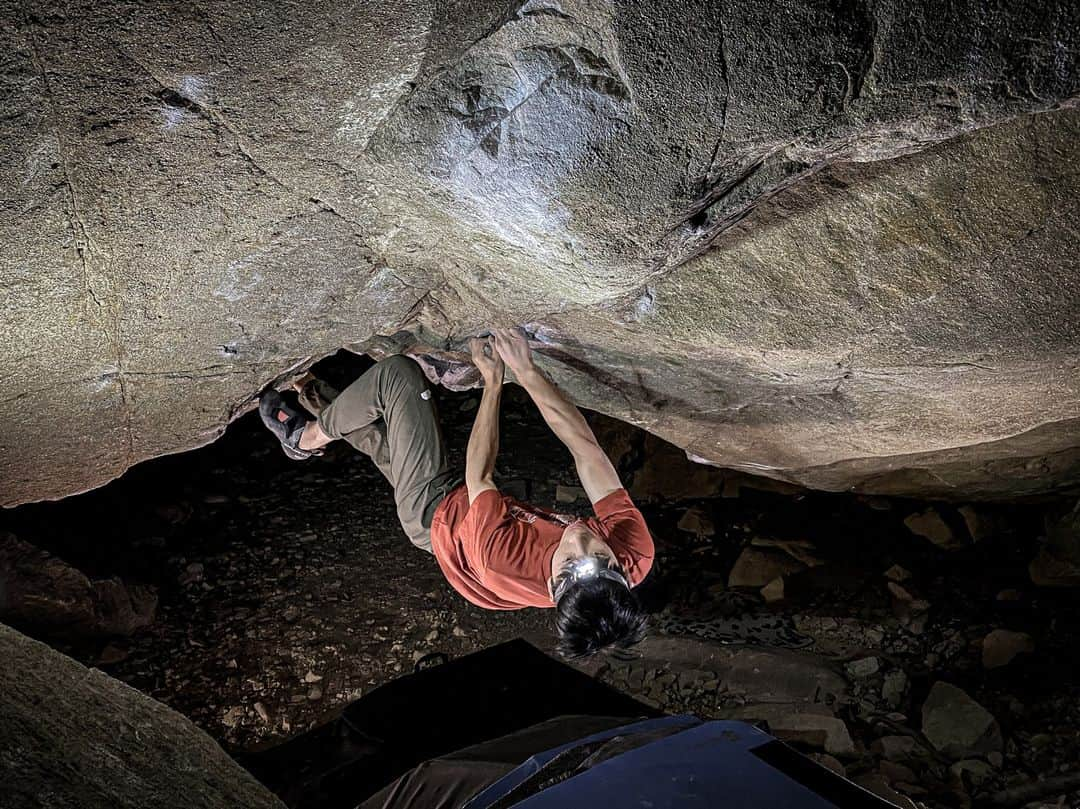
left=0, top=532, right=157, bottom=636
left=0, top=623, right=285, bottom=809
left=1030, top=499, right=1080, bottom=586
left=2, top=0, right=1079, bottom=505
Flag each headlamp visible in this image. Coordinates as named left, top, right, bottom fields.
left=553, top=556, right=629, bottom=604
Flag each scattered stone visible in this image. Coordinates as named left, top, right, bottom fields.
left=253, top=702, right=270, bottom=724
left=879, top=761, right=917, bottom=784
left=98, top=643, right=129, bottom=665
left=1029, top=500, right=1080, bottom=587
left=1029, top=547, right=1080, bottom=587
left=677, top=507, right=714, bottom=537
left=995, top=588, right=1023, bottom=602
left=950, top=758, right=993, bottom=787
left=873, top=735, right=917, bottom=762
left=760, top=577, right=785, bottom=603
left=958, top=505, right=994, bottom=542
left=981, top=629, right=1035, bottom=669
left=221, top=706, right=244, bottom=729
left=451, top=625, right=467, bottom=638
left=789, top=716, right=856, bottom=758
left=705, top=581, right=727, bottom=599
left=903, top=614, right=928, bottom=635
left=500, top=479, right=529, bottom=501
left=904, top=509, right=963, bottom=550
left=845, top=657, right=881, bottom=679
left=921, top=681, right=1003, bottom=759
left=155, top=502, right=193, bottom=526
left=892, top=782, right=927, bottom=797
left=851, top=774, right=919, bottom=809
left=282, top=606, right=300, bottom=623
left=302, top=670, right=322, bottom=683
left=887, top=581, right=914, bottom=603
left=882, top=670, right=908, bottom=709
left=734, top=706, right=854, bottom=756
left=307, top=684, right=323, bottom=701
left=751, top=538, right=824, bottom=568
left=1028, top=732, right=1053, bottom=750
left=887, top=581, right=931, bottom=626
left=178, top=562, right=205, bottom=586
left=728, top=547, right=805, bottom=588
left=807, top=752, right=845, bottom=776
left=555, top=485, right=587, bottom=504
left=884, top=564, right=912, bottom=583
left=425, top=628, right=439, bottom=643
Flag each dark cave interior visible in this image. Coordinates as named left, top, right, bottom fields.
left=2, top=351, right=1078, bottom=808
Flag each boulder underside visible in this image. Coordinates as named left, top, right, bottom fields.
left=2, top=0, right=1079, bottom=504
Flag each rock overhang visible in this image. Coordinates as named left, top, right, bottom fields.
left=2, top=0, right=1079, bottom=505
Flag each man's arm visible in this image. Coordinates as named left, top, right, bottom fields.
left=492, top=328, right=621, bottom=504
left=465, top=336, right=505, bottom=504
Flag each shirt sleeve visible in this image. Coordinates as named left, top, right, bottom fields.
left=593, top=488, right=655, bottom=586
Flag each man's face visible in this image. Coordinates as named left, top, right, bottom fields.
left=548, top=521, right=616, bottom=599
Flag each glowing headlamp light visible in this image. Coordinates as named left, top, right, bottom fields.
left=553, top=556, right=629, bottom=604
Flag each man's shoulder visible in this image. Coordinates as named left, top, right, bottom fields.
left=593, top=487, right=641, bottom=519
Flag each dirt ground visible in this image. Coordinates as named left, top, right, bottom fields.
left=3, top=352, right=1079, bottom=808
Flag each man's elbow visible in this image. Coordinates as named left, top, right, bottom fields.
left=570, top=436, right=605, bottom=463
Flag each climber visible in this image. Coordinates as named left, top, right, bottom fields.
left=257, top=328, right=654, bottom=658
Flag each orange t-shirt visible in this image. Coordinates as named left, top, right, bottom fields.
left=430, top=486, right=654, bottom=610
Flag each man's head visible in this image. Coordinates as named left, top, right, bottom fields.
left=549, top=521, right=648, bottom=658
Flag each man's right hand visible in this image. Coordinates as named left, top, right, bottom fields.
left=469, top=336, right=505, bottom=385
left=492, top=327, right=622, bottom=503
left=492, top=328, right=534, bottom=377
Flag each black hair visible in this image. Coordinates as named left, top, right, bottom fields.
left=553, top=559, right=648, bottom=659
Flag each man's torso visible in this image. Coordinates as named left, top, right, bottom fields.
left=430, top=485, right=654, bottom=610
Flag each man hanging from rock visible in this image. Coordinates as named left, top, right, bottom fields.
left=258, top=328, right=653, bottom=657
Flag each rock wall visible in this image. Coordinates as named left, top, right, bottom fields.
left=0, top=622, right=285, bottom=809
left=2, top=0, right=1078, bottom=504
left=0, top=531, right=157, bottom=636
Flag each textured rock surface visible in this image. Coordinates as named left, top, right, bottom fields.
left=727, top=546, right=805, bottom=588
left=1030, top=499, right=1080, bottom=586
left=0, top=622, right=285, bottom=809
left=2, top=0, right=1079, bottom=505
left=732, top=704, right=855, bottom=757
left=0, top=532, right=157, bottom=636
left=921, top=681, right=1003, bottom=760
left=981, top=629, right=1034, bottom=669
